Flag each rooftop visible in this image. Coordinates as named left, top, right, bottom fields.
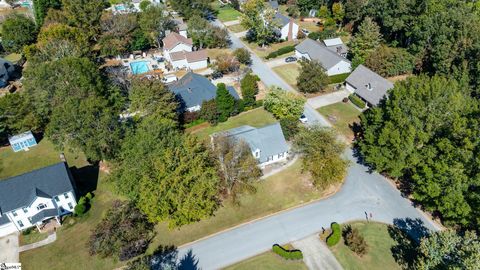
left=346, top=65, right=394, bottom=106
left=295, top=38, right=350, bottom=70
left=162, top=32, right=193, bottom=51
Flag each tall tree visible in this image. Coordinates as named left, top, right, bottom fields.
left=240, top=0, right=279, bottom=45
left=187, top=15, right=229, bottom=49
left=331, top=2, right=345, bottom=25
left=349, top=17, right=382, bottom=66
left=240, top=72, right=260, bottom=107
left=1, top=14, right=37, bottom=53
left=263, top=86, right=305, bottom=120
left=128, top=78, right=178, bottom=120
left=138, top=4, right=175, bottom=48
left=212, top=136, right=262, bottom=200
left=61, top=0, right=108, bottom=40
left=364, top=45, right=415, bottom=77
left=297, top=59, right=329, bottom=93
left=216, top=83, right=236, bottom=122
left=98, top=13, right=139, bottom=57
left=170, top=0, right=211, bottom=18
left=33, top=0, right=62, bottom=26
left=294, top=126, right=348, bottom=188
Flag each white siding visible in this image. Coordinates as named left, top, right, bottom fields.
left=168, top=43, right=192, bottom=54
left=345, top=82, right=356, bottom=93
left=186, top=105, right=201, bottom=112
left=280, top=22, right=299, bottom=40
left=291, top=23, right=299, bottom=39
left=179, top=30, right=188, bottom=38
left=171, top=58, right=188, bottom=69
left=326, top=60, right=351, bottom=76
left=259, top=152, right=289, bottom=168
left=295, top=50, right=310, bottom=60
left=188, top=60, right=208, bottom=70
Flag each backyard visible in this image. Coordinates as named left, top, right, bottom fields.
left=212, top=2, right=241, bottom=22
left=317, top=101, right=361, bottom=141
left=330, top=222, right=402, bottom=270
left=225, top=250, right=308, bottom=270
left=272, top=63, right=300, bottom=90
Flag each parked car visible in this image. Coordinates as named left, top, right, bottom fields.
left=285, top=56, right=297, bottom=63
left=211, top=71, right=223, bottom=79
left=299, top=114, right=308, bottom=124
left=302, top=29, right=310, bottom=34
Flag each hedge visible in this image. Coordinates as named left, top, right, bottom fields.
left=326, top=222, right=341, bottom=246
left=265, top=45, right=295, bottom=59
left=328, top=73, right=350, bottom=84
left=272, top=244, right=303, bottom=260
left=348, top=94, right=366, bottom=109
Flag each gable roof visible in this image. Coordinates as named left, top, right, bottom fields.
left=219, top=123, right=289, bottom=163
left=0, top=163, right=76, bottom=214
left=295, top=38, right=350, bottom=70
left=169, top=50, right=208, bottom=63
left=274, top=12, right=291, bottom=26
left=323, top=38, right=343, bottom=47
left=167, top=72, right=239, bottom=109
left=162, top=32, right=193, bottom=51
left=346, top=65, right=394, bottom=106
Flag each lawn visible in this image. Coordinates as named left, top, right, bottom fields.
left=330, top=222, right=402, bottom=270
left=227, top=23, right=247, bottom=33
left=298, top=20, right=320, bottom=33
left=212, top=2, right=241, bottom=22
left=272, top=63, right=300, bottom=90
left=244, top=40, right=297, bottom=59
left=3, top=53, right=22, bottom=64
left=19, top=229, right=48, bottom=246
left=188, top=108, right=277, bottom=140
left=0, top=139, right=89, bottom=180
left=207, top=48, right=232, bottom=59
left=224, top=251, right=308, bottom=270
left=317, top=102, right=361, bottom=140
left=150, top=158, right=327, bottom=248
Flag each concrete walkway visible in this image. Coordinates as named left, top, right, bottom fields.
left=307, top=89, right=350, bottom=109
left=292, top=235, right=343, bottom=270
left=19, top=232, right=57, bottom=252
left=0, top=232, right=19, bottom=263
left=223, top=20, right=240, bottom=26
left=261, top=155, right=299, bottom=179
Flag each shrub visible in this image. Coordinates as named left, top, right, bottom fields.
left=265, top=45, right=295, bottom=59
left=233, top=48, right=251, bottom=65
left=272, top=244, right=303, bottom=260
left=74, top=203, right=87, bottom=216
left=85, top=192, right=93, bottom=201
left=326, top=222, right=341, bottom=246
left=348, top=94, right=366, bottom=109
left=240, top=72, right=260, bottom=107
left=343, top=225, right=368, bottom=256
left=200, top=99, right=218, bottom=125
left=139, top=0, right=151, bottom=11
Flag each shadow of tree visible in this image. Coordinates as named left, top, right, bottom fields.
left=388, top=218, right=431, bottom=269
left=125, top=246, right=200, bottom=270
left=178, top=250, right=200, bottom=270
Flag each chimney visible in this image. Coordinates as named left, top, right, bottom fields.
left=59, top=153, right=66, bottom=162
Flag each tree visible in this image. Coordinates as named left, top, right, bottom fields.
left=33, top=0, right=62, bottom=26
left=233, top=48, right=251, bottom=65
left=129, top=78, right=178, bottom=120
left=240, top=72, right=260, bottom=107
left=240, top=0, right=280, bottom=46
left=297, top=59, right=329, bottom=93
left=200, top=99, right=218, bottom=125
left=216, top=83, right=236, bottom=122
left=187, top=15, right=230, bottom=49
left=357, top=75, right=480, bottom=228
left=364, top=45, right=415, bottom=77
left=348, top=17, right=382, bottom=65
left=61, top=0, right=108, bottom=40
left=214, top=53, right=240, bottom=74
left=294, top=126, right=348, bottom=188
left=263, top=86, right=305, bottom=120
left=98, top=13, right=139, bottom=56
left=139, top=4, right=176, bottom=48
left=139, top=0, right=150, bottom=11
left=212, top=136, right=262, bottom=200
left=344, top=0, right=366, bottom=24
left=280, top=117, right=300, bottom=140
left=416, top=230, right=480, bottom=269
left=343, top=225, right=368, bottom=256
left=89, top=201, right=155, bottom=261
left=1, top=14, right=37, bottom=53
left=113, top=117, right=219, bottom=227
left=170, top=0, right=212, bottom=18
left=331, top=2, right=345, bottom=25
left=317, top=5, right=330, bottom=19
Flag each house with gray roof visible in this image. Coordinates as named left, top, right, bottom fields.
left=295, top=38, right=351, bottom=76
left=0, top=58, right=15, bottom=88
left=213, top=123, right=289, bottom=168
left=273, top=10, right=299, bottom=41
left=322, top=37, right=348, bottom=58
left=267, top=0, right=279, bottom=10
left=345, top=65, right=394, bottom=107
left=0, top=162, right=78, bottom=237
left=167, top=72, right=239, bottom=112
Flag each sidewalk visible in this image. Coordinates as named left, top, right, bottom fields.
left=261, top=155, right=298, bottom=179
left=307, top=89, right=350, bottom=109
left=19, top=232, right=57, bottom=252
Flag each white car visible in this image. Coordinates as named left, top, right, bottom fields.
left=299, top=114, right=308, bottom=123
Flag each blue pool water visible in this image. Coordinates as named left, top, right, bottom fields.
left=130, top=61, right=150, bottom=75
left=115, top=4, right=126, bottom=11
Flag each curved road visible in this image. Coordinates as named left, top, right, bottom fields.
left=177, top=21, right=441, bottom=269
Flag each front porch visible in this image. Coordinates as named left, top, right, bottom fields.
left=36, top=217, right=61, bottom=234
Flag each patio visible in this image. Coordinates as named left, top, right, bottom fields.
left=37, top=218, right=61, bottom=234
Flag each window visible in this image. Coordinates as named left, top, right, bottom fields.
left=278, top=152, right=284, bottom=158
left=28, top=217, right=32, bottom=223
left=59, top=207, right=64, bottom=213
left=64, top=192, right=69, bottom=199
left=23, top=208, right=28, bottom=213
left=37, top=203, right=47, bottom=211
left=267, top=156, right=273, bottom=161
left=17, top=221, right=24, bottom=227
left=12, top=211, right=17, bottom=217
left=54, top=196, right=60, bottom=202
left=68, top=203, right=73, bottom=209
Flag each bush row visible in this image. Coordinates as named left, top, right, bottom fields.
left=272, top=244, right=303, bottom=260
left=348, top=94, right=366, bottom=109
left=265, top=45, right=296, bottom=59
left=326, top=222, right=341, bottom=246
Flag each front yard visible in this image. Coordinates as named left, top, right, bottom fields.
left=244, top=40, right=297, bottom=59
left=330, top=222, right=402, bottom=270
left=225, top=250, right=308, bottom=270
left=272, top=63, right=300, bottom=90
left=317, top=102, right=361, bottom=141
left=212, top=2, right=241, bottom=22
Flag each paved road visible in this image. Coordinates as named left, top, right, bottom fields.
left=292, top=235, right=342, bottom=270
left=177, top=21, right=441, bottom=270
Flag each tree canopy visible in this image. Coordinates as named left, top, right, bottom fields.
left=263, top=87, right=305, bottom=120
left=1, top=14, right=37, bottom=53
left=297, top=59, right=329, bottom=93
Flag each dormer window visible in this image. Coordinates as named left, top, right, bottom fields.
left=55, top=196, right=60, bottom=202
left=64, top=192, right=69, bottom=199
left=37, top=203, right=47, bottom=210
left=23, top=208, right=28, bottom=213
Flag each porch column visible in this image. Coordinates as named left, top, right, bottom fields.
left=55, top=216, right=61, bottom=226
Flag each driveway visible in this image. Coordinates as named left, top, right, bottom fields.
left=292, top=235, right=342, bottom=270
left=0, top=232, right=19, bottom=263
left=307, top=89, right=350, bottom=109
left=265, top=57, right=294, bottom=68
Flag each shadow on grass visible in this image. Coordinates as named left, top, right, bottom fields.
left=70, top=164, right=99, bottom=198
left=127, top=246, right=200, bottom=270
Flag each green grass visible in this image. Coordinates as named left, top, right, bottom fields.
left=212, top=2, right=241, bottom=22
left=317, top=102, right=361, bottom=140
left=244, top=40, right=297, bottom=59
left=189, top=108, right=277, bottom=140
left=150, top=159, right=326, bottom=248
left=272, top=63, right=300, bottom=90
left=330, top=222, right=402, bottom=270
left=329, top=73, right=350, bottom=84
left=19, top=230, right=48, bottom=246
left=224, top=251, right=308, bottom=270
left=0, top=139, right=89, bottom=180
left=3, top=53, right=22, bottom=64
left=228, top=24, right=247, bottom=33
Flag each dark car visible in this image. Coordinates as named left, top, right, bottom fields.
left=285, top=56, right=297, bottom=63
left=211, top=71, right=223, bottom=79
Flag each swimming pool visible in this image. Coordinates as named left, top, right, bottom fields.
left=130, top=61, right=150, bottom=75
left=115, top=4, right=126, bottom=11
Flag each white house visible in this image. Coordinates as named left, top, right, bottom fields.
left=173, top=18, right=188, bottom=38
left=295, top=38, right=351, bottom=76
left=274, top=12, right=299, bottom=41
left=213, top=123, right=290, bottom=168
left=322, top=37, right=349, bottom=58
left=345, top=65, right=394, bottom=107
left=0, top=162, right=77, bottom=237
left=162, top=32, right=208, bottom=70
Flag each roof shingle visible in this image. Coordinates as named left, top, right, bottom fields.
left=345, top=65, right=394, bottom=106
